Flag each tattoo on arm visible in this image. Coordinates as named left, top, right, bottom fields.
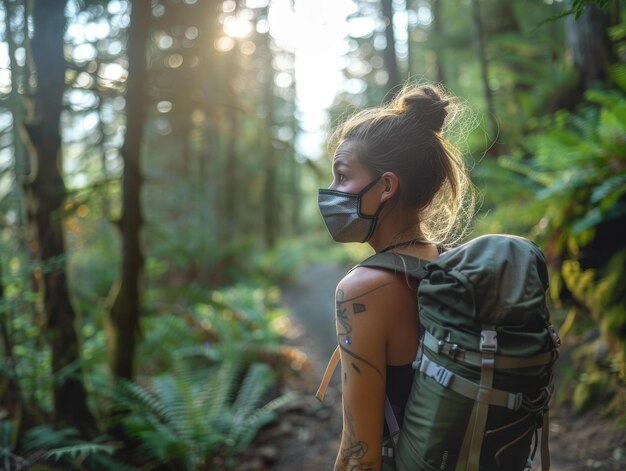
left=335, top=283, right=390, bottom=379
left=340, top=344, right=383, bottom=379
left=335, top=404, right=375, bottom=471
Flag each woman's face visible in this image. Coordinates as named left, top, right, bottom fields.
left=329, top=141, right=383, bottom=216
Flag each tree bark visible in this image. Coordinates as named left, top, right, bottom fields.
left=261, top=5, right=278, bottom=249
left=23, top=0, right=96, bottom=434
left=406, top=0, right=415, bottom=78
left=2, top=0, right=28, bottom=235
left=565, top=1, right=615, bottom=89
left=107, top=0, right=149, bottom=380
left=470, top=0, right=498, bottom=149
left=431, top=0, right=446, bottom=84
left=381, top=0, right=402, bottom=97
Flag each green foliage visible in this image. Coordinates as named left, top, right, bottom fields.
left=140, top=277, right=294, bottom=372
left=0, top=248, right=54, bottom=414
left=108, top=359, right=295, bottom=470
left=478, top=89, right=626, bottom=415
left=476, top=88, right=626, bottom=240
left=572, top=370, right=613, bottom=413
left=562, top=252, right=626, bottom=373
left=4, top=425, right=134, bottom=471
left=541, top=0, right=612, bottom=23
left=248, top=235, right=373, bottom=285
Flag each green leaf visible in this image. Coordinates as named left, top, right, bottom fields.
left=44, top=443, right=117, bottom=462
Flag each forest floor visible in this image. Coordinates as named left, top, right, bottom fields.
left=237, top=262, right=626, bottom=471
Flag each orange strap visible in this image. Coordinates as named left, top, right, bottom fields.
left=316, top=346, right=341, bottom=401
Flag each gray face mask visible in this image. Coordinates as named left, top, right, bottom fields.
left=318, top=176, right=385, bottom=243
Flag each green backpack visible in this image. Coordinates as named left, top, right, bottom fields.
left=318, top=234, right=561, bottom=471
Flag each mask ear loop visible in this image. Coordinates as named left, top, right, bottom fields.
left=360, top=198, right=387, bottom=242
left=357, top=175, right=388, bottom=242
left=356, top=174, right=384, bottom=218
left=356, top=174, right=383, bottom=197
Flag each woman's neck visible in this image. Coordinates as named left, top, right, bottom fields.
left=368, top=208, right=423, bottom=253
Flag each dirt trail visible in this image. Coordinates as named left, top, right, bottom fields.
left=240, top=262, right=626, bottom=471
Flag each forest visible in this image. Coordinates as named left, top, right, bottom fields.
left=0, top=0, right=625, bottom=469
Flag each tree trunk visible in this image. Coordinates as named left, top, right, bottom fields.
left=23, top=0, right=96, bottom=434
left=107, top=0, right=149, bottom=380
left=565, top=1, right=615, bottom=89
left=381, top=0, right=402, bottom=96
left=261, top=5, right=278, bottom=249
left=470, top=0, right=498, bottom=149
left=225, top=109, right=238, bottom=233
left=3, top=0, right=28, bottom=236
left=431, top=0, right=446, bottom=84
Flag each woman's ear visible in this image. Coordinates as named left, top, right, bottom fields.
left=379, top=172, right=400, bottom=203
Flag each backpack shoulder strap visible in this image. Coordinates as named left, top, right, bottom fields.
left=356, top=252, right=430, bottom=279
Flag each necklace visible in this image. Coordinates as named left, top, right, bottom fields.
left=380, top=238, right=428, bottom=253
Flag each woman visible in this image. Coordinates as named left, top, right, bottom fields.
left=317, top=84, right=475, bottom=470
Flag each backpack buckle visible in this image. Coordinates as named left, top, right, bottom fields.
left=420, top=357, right=454, bottom=388
left=433, top=364, right=453, bottom=387
left=547, top=324, right=561, bottom=349
left=507, top=392, right=523, bottom=410
left=381, top=446, right=394, bottom=458
left=448, top=343, right=460, bottom=359
left=480, top=329, right=498, bottom=353
left=437, top=340, right=460, bottom=360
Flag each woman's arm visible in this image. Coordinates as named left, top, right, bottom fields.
left=333, top=268, right=397, bottom=471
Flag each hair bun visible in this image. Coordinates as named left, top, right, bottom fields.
left=399, top=86, right=449, bottom=133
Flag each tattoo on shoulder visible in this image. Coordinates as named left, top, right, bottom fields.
left=335, top=283, right=390, bottom=380
left=335, top=282, right=390, bottom=333
left=352, top=303, right=366, bottom=314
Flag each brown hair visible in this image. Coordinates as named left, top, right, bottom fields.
left=329, top=83, right=476, bottom=245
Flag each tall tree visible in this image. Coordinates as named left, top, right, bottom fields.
left=2, top=0, right=27, bottom=236
left=107, top=0, right=149, bottom=380
left=565, top=1, right=615, bottom=89
left=23, top=0, right=96, bottom=434
left=470, top=0, right=498, bottom=148
left=431, top=0, right=446, bottom=84
left=260, top=3, right=278, bottom=249
left=381, top=0, right=401, bottom=96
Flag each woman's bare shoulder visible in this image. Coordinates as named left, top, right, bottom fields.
left=336, top=264, right=412, bottom=304
left=337, top=264, right=397, bottom=292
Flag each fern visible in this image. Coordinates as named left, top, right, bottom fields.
left=205, top=359, right=242, bottom=423
left=591, top=174, right=626, bottom=205
left=44, top=443, right=117, bottom=462
left=103, top=356, right=294, bottom=470
left=15, top=425, right=133, bottom=471
left=227, top=390, right=299, bottom=456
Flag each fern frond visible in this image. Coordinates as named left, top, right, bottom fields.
left=44, top=443, right=118, bottom=462
left=231, top=363, right=274, bottom=422
left=204, top=359, right=242, bottom=421
left=21, top=426, right=80, bottom=451
left=228, top=391, right=299, bottom=455
left=114, top=378, right=178, bottom=428
left=173, top=344, right=219, bottom=363
left=591, top=174, right=626, bottom=204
